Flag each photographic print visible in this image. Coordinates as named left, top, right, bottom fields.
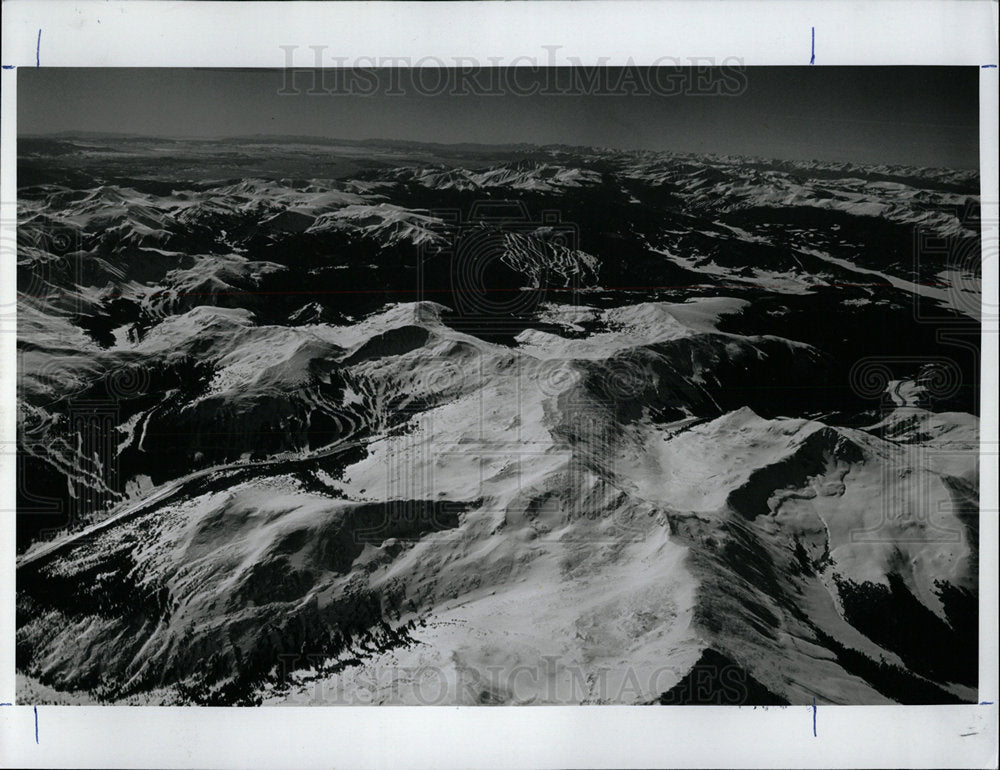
left=12, top=64, right=984, bottom=711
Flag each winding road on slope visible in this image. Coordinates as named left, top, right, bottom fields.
left=16, top=437, right=367, bottom=573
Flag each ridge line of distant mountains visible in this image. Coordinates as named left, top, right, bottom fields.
left=24, top=131, right=579, bottom=152
left=19, top=132, right=981, bottom=178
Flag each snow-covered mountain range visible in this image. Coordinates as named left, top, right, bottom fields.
left=15, top=135, right=981, bottom=705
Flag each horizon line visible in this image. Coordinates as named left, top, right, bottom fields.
left=17, top=131, right=982, bottom=172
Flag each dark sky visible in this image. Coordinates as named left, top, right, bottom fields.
left=18, top=66, right=981, bottom=168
